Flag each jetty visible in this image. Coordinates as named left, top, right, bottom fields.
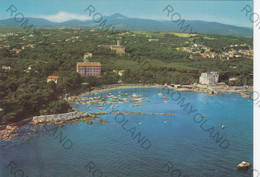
left=111, top=112, right=176, bottom=116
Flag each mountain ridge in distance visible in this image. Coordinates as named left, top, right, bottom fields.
left=0, top=13, right=252, bottom=36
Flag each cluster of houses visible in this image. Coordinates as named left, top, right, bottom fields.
left=0, top=34, right=7, bottom=41
left=177, top=43, right=253, bottom=60
left=0, top=30, right=83, bottom=55
left=0, top=33, right=16, bottom=40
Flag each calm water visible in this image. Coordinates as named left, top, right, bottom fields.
left=0, top=87, right=253, bottom=177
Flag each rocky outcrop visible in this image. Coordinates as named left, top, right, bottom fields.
left=0, top=125, right=19, bottom=141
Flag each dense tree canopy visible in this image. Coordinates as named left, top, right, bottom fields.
left=0, top=28, right=253, bottom=124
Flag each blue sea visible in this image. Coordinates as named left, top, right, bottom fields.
left=0, top=87, right=253, bottom=177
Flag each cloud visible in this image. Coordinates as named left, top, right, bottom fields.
left=38, top=11, right=91, bottom=22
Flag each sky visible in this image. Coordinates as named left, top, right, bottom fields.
left=0, top=0, right=253, bottom=28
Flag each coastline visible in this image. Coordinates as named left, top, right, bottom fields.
left=0, top=112, right=104, bottom=141
left=0, top=84, right=252, bottom=141
left=69, top=84, right=253, bottom=99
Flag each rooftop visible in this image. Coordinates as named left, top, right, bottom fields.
left=47, top=76, right=59, bottom=79
left=111, top=45, right=125, bottom=49
left=77, top=62, right=101, bottom=67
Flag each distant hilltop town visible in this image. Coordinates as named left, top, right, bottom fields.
left=177, top=43, right=253, bottom=60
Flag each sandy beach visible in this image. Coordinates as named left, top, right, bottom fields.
left=68, top=84, right=253, bottom=102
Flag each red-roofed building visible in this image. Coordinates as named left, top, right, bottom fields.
left=77, top=53, right=101, bottom=77
left=12, top=48, right=21, bottom=54
left=47, top=76, right=59, bottom=84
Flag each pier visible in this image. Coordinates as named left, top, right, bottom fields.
left=111, top=112, right=176, bottom=116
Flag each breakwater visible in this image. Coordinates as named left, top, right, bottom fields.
left=32, top=111, right=90, bottom=123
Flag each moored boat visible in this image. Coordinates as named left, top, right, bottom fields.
left=237, top=161, right=250, bottom=169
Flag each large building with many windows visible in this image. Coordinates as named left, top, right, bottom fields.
left=76, top=55, right=101, bottom=77
left=199, top=72, right=219, bottom=85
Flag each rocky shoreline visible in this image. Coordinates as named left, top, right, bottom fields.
left=0, top=125, right=19, bottom=141
left=0, top=111, right=107, bottom=141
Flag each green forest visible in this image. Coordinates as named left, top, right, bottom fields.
left=0, top=28, right=253, bottom=124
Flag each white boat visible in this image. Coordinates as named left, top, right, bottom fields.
left=237, top=161, right=250, bottom=169
left=132, top=93, right=137, bottom=98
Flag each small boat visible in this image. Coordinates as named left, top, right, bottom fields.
left=132, top=93, right=137, bottom=98
left=161, top=96, right=169, bottom=99
left=201, top=115, right=207, bottom=118
left=221, top=125, right=225, bottom=129
left=147, top=100, right=151, bottom=102
left=237, top=161, right=250, bottom=169
left=32, top=128, right=37, bottom=134
left=158, top=92, right=163, bottom=95
left=164, top=100, right=169, bottom=103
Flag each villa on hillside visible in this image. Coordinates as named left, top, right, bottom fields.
left=12, top=48, right=21, bottom=54
left=47, top=76, right=59, bottom=84
left=199, top=72, right=219, bottom=85
left=113, top=69, right=125, bottom=76
left=99, top=41, right=125, bottom=55
left=1, top=65, right=11, bottom=70
left=84, top=52, right=93, bottom=59
left=148, top=39, right=158, bottom=42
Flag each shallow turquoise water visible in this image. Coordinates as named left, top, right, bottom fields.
left=0, top=87, right=253, bottom=177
